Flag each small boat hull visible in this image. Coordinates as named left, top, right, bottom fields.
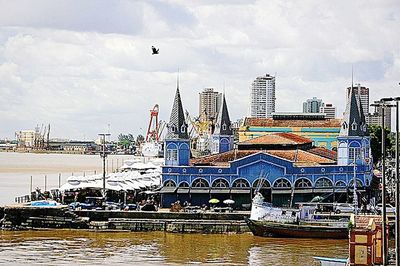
left=246, top=219, right=349, bottom=239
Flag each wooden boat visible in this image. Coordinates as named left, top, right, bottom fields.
left=247, top=192, right=349, bottom=239
left=246, top=218, right=349, bottom=239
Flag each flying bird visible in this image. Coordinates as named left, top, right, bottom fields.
left=152, top=46, right=159, bottom=55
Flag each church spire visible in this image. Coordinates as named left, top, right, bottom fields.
left=213, top=94, right=232, bottom=136
left=166, top=82, right=188, bottom=139
left=340, top=86, right=368, bottom=137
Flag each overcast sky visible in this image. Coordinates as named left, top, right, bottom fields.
left=0, top=0, right=399, bottom=140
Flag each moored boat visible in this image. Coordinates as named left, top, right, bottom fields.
left=246, top=218, right=348, bottom=239
left=247, top=192, right=349, bottom=239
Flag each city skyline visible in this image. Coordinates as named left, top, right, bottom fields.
left=0, top=1, right=399, bottom=140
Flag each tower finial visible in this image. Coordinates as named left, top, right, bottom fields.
left=177, top=68, right=180, bottom=90
left=351, top=65, right=354, bottom=89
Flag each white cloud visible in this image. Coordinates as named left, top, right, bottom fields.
left=0, top=0, right=399, bottom=140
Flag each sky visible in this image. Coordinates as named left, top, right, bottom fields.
left=0, top=0, right=399, bottom=140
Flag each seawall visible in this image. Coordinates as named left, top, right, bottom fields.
left=0, top=206, right=250, bottom=234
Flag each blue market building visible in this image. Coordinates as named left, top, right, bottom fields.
left=160, top=86, right=373, bottom=208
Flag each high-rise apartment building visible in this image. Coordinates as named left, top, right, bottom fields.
left=250, top=74, right=276, bottom=118
left=366, top=101, right=392, bottom=130
left=346, top=84, right=369, bottom=116
left=303, top=97, right=324, bottom=113
left=320, top=103, right=336, bottom=119
left=198, top=88, right=222, bottom=122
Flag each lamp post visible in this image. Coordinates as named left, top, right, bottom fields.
left=384, top=95, right=400, bottom=265
left=379, top=97, right=399, bottom=265
left=98, top=133, right=111, bottom=200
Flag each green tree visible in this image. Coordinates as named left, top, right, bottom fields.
left=368, top=125, right=393, bottom=164
left=118, top=133, right=135, bottom=149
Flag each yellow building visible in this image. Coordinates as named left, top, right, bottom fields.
left=239, top=116, right=341, bottom=150
left=15, top=130, right=36, bottom=148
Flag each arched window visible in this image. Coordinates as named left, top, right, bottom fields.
left=192, top=178, right=209, bottom=187
left=335, top=180, right=347, bottom=187
left=295, top=178, right=312, bottom=188
left=181, top=125, right=186, bottom=133
left=164, top=180, right=176, bottom=187
left=232, top=178, right=250, bottom=188
left=178, top=182, right=189, bottom=187
left=273, top=178, right=291, bottom=188
left=222, top=123, right=227, bottom=131
left=315, top=178, right=333, bottom=188
left=348, top=179, right=363, bottom=188
left=212, top=178, right=229, bottom=188
left=252, top=179, right=271, bottom=188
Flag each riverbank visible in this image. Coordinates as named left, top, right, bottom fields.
left=0, top=205, right=250, bottom=234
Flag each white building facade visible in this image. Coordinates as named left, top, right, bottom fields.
left=320, top=103, right=336, bottom=119
left=250, top=74, right=276, bottom=118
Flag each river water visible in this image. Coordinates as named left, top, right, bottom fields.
left=0, top=152, right=348, bottom=265
left=0, top=231, right=347, bottom=265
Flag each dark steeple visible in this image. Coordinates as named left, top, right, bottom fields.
left=340, top=86, right=368, bottom=137
left=213, top=94, right=232, bottom=135
left=166, top=84, right=189, bottom=139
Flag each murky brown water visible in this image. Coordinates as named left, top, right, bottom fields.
left=0, top=152, right=349, bottom=265
left=0, top=152, right=132, bottom=205
left=0, top=230, right=348, bottom=265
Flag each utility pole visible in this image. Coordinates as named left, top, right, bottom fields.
left=380, top=97, right=399, bottom=265
left=98, top=133, right=110, bottom=200
left=381, top=104, right=387, bottom=266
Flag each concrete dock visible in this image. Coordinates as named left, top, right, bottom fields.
left=0, top=205, right=250, bottom=234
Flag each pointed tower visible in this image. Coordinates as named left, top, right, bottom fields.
left=211, top=94, right=234, bottom=154
left=337, top=86, right=371, bottom=166
left=164, top=83, right=190, bottom=166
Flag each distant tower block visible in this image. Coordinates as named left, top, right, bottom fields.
left=146, top=104, right=159, bottom=142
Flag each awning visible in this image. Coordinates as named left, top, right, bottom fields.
left=159, top=186, right=177, bottom=193
left=293, top=189, right=314, bottom=194
left=313, top=188, right=334, bottom=193
left=177, top=188, right=190, bottom=193
left=271, top=189, right=292, bottom=194
left=190, top=188, right=210, bottom=194
left=230, top=189, right=251, bottom=194
left=210, top=188, right=230, bottom=194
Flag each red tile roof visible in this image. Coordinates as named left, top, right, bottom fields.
left=239, top=132, right=313, bottom=145
left=243, top=117, right=341, bottom=128
left=308, top=147, right=337, bottom=161
left=190, top=149, right=335, bottom=166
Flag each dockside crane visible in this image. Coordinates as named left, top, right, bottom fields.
left=145, top=104, right=160, bottom=142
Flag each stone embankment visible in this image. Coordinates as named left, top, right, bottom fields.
left=0, top=206, right=250, bottom=234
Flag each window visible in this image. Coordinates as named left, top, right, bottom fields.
left=349, top=179, right=363, bottom=188
left=181, top=125, right=186, bottom=133
left=351, top=121, right=357, bottom=130
left=164, top=180, right=176, bottom=187
left=252, top=179, right=271, bottom=188
left=179, top=182, right=189, bottom=187
left=295, top=178, right=312, bottom=188
left=222, top=123, right=227, bottom=131
left=192, top=178, right=209, bottom=187
left=349, top=148, right=361, bottom=162
left=315, top=178, right=333, bottom=188
left=212, top=179, right=229, bottom=188
left=232, top=179, right=250, bottom=188
left=274, top=178, right=291, bottom=188
left=335, top=180, right=346, bottom=187
left=166, top=149, right=178, bottom=161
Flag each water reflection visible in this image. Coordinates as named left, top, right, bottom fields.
left=0, top=230, right=348, bottom=265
